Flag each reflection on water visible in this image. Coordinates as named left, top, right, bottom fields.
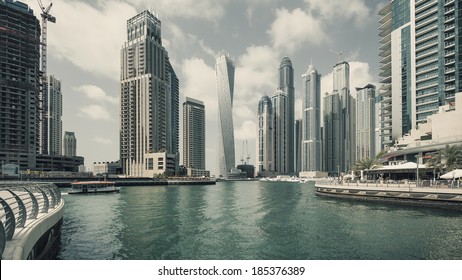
left=58, top=181, right=462, bottom=260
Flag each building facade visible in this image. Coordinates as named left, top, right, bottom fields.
left=47, top=75, right=62, bottom=155
left=256, top=95, right=273, bottom=175
left=301, top=64, right=322, bottom=172
left=278, top=57, right=295, bottom=174
left=120, top=10, right=179, bottom=177
left=215, top=51, right=236, bottom=179
left=271, top=89, right=288, bottom=174
left=0, top=0, right=40, bottom=170
left=378, top=0, right=461, bottom=149
left=323, top=61, right=355, bottom=175
left=183, top=97, right=205, bottom=171
left=63, top=131, right=76, bottom=157
left=356, top=84, right=376, bottom=161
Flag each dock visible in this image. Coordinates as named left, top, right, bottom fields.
left=315, top=180, right=462, bottom=210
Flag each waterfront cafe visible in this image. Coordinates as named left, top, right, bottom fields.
left=367, top=162, right=431, bottom=181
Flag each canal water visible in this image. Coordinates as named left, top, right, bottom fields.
left=57, top=181, right=462, bottom=260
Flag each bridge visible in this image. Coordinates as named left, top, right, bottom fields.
left=0, top=182, right=64, bottom=259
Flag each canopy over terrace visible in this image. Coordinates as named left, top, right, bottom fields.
left=368, top=162, right=430, bottom=181
left=440, top=169, right=462, bottom=180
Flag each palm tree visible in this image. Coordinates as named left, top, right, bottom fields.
left=426, top=144, right=462, bottom=180
left=353, top=157, right=382, bottom=181
left=439, top=144, right=462, bottom=172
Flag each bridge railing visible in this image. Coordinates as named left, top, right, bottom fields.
left=0, top=182, right=62, bottom=258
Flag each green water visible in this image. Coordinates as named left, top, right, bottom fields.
left=57, top=181, right=462, bottom=260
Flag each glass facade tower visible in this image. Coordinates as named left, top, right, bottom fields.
left=257, top=95, right=273, bottom=174
left=47, top=75, right=62, bottom=155
left=183, top=97, right=205, bottom=171
left=215, top=51, right=236, bottom=179
left=278, top=57, right=295, bottom=174
left=356, top=84, right=376, bottom=161
left=301, top=65, right=321, bottom=172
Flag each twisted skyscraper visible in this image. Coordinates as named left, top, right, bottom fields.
left=215, top=51, right=235, bottom=179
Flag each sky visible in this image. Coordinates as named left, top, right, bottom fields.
left=22, top=0, right=386, bottom=175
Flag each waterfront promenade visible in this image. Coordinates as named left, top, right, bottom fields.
left=0, top=182, right=64, bottom=259
left=315, top=180, right=462, bottom=210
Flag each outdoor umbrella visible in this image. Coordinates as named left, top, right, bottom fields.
left=440, top=169, right=462, bottom=179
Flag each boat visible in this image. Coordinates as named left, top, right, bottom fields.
left=68, top=181, right=120, bottom=194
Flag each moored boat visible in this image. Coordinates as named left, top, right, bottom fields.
left=68, top=181, right=120, bottom=194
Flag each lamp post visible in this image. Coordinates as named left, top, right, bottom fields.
left=416, top=154, right=421, bottom=188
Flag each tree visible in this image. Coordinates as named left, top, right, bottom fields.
left=426, top=144, right=462, bottom=180
left=352, top=157, right=382, bottom=180
left=439, top=144, right=462, bottom=172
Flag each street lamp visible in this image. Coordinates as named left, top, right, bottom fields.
left=416, top=154, right=421, bottom=188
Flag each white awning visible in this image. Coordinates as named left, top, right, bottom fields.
left=440, top=169, right=462, bottom=179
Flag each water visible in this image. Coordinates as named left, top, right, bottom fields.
left=57, top=181, right=462, bottom=260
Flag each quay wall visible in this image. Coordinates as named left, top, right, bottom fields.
left=314, top=182, right=462, bottom=211
left=1, top=183, right=65, bottom=259
left=0, top=177, right=216, bottom=187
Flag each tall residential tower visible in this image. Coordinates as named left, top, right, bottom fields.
left=278, top=57, right=295, bottom=174
left=257, top=95, right=273, bottom=176
left=183, top=97, right=205, bottom=171
left=120, top=10, right=179, bottom=177
left=356, top=84, right=376, bottom=161
left=301, top=65, right=322, bottom=173
left=378, top=0, right=461, bottom=148
left=0, top=0, right=40, bottom=170
left=215, top=51, right=236, bottom=179
left=47, top=75, right=62, bottom=155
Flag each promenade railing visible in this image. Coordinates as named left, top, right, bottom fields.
left=315, top=179, right=460, bottom=189
left=0, top=182, right=62, bottom=258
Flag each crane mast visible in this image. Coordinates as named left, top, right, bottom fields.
left=37, top=0, right=56, bottom=154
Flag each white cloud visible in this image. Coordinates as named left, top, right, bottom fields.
left=78, top=105, right=112, bottom=121
left=305, top=0, right=371, bottom=26
left=126, top=0, right=227, bottom=22
left=75, top=85, right=119, bottom=104
left=235, top=120, right=257, bottom=142
left=268, top=8, right=329, bottom=54
left=23, top=0, right=136, bottom=80
left=180, top=57, right=217, bottom=117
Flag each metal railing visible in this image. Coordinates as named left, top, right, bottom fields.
left=0, top=182, right=62, bottom=258
left=315, top=179, right=460, bottom=189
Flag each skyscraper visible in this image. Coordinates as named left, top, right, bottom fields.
left=257, top=95, right=273, bottom=175
left=120, top=10, right=179, bottom=176
left=47, top=75, right=62, bottom=155
left=271, top=89, right=288, bottom=174
left=183, top=97, right=205, bottom=171
left=323, top=92, right=341, bottom=175
left=323, top=61, right=355, bottom=175
left=278, top=57, right=295, bottom=174
left=215, top=51, right=235, bottom=179
left=356, top=84, right=376, bottom=161
left=63, top=131, right=76, bottom=157
left=301, top=65, right=321, bottom=172
left=378, top=0, right=461, bottom=148
left=0, top=0, right=40, bottom=170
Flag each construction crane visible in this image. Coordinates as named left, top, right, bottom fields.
left=329, top=49, right=343, bottom=62
left=37, top=0, right=56, bottom=154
